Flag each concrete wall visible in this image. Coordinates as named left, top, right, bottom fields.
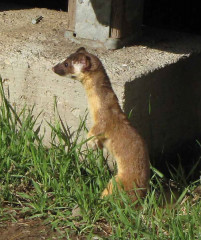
left=1, top=54, right=201, bottom=163
left=0, top=59, right=89, bottom=144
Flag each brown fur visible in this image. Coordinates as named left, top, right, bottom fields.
left=52, top=47, right=150, bottom=200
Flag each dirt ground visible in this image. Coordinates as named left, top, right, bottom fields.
left=0, top=218, right=110, bottom=240
left=0, top=218, right=66, bottom=240
left=1, top=6, right=200, bottom=82
left=0, top=207, right=111, bottom=240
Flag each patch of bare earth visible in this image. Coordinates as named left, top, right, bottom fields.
left=0, top=206, right=112, bottom=239
left=0, top=218, right=66, bottom=240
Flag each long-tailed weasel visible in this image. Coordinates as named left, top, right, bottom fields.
left=52, top=47, right=150, bottom=201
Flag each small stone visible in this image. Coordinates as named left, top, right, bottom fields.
left=71, top=205, right=82, bottom=217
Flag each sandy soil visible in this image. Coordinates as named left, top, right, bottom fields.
left=1, top=7, right=201, bottom=82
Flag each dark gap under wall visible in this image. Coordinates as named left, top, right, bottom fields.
left=144, top=0, right=201, bottom=35
left=2, top=0, right=201, bottom=35
left=0, top=0, right=68, bottom=11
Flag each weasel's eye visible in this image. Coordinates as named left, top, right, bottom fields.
left=64, top=63, right=68, bottom=67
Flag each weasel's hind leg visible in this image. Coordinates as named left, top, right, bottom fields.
left=101, top=175, right=123, bottom=198
left=101, top=175, right=147, bottom=201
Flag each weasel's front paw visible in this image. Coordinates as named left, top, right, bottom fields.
left=101, top=183, right=113, bottom=198
left=87, top=137, right=99, bottom=150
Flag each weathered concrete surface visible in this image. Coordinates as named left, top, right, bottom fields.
left=1, top=8, right=201, bottom=161
left=75, top=0, right=112, bottom=42
left=66, top=0, right=144, bottom=49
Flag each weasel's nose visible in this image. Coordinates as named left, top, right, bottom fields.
left=52, top=67, right=55, bottom=72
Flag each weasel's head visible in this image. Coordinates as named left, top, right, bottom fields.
left=52, top=47, right=102, bottom=80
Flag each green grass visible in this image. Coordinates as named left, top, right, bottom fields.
left=0, top=78, right=201, bottom=239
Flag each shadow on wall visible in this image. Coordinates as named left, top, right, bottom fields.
left=89, top=0, right=112, bottom=26
left=90, top=0, right=143, bottom=35
left=124, top=54, right=201, bottom=172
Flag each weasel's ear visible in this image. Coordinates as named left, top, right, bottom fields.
left=76, top=47, right=86, bottom=53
